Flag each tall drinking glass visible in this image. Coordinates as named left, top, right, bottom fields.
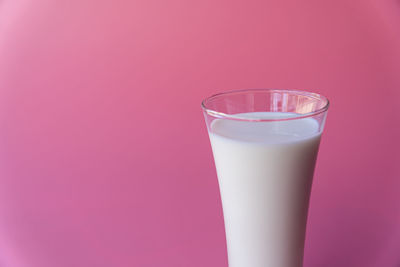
left=202, top=89, right=329, bottom=267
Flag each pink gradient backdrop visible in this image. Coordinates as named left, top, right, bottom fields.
left=0, top=0, right=399, bottom=266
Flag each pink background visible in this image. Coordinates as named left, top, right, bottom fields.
left=0, top=0, right=399, bottom=266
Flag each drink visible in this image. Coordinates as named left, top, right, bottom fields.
left=202, top=89, right=329, bottom=267
left=209, top=112, right=321, bottom=267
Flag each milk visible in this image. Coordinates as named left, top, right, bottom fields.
left=208, top=112, right=322, bottom=267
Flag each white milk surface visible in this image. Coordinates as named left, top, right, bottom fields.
left=209, top=112, right=321, bottom=267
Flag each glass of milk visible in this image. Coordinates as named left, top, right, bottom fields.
left=202, top=89, right=329, bottom=267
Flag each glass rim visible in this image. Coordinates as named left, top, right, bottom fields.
left=201, top=88, right=330, bottom=122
